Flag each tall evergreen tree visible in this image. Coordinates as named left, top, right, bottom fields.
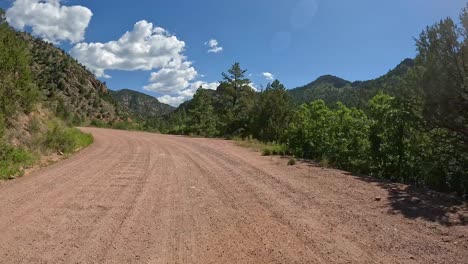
left=188, top=87, right=218, bottom=137
left=415, top=13, right=468, bottom=140
left=254, top=80, right=293, bottom=142
left=217, top=63, right=255, bottom=136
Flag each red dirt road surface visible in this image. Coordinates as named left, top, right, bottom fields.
left=0, top=128, right=467, bottom=263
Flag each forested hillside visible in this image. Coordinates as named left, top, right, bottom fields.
left=288, top=58, right=415, bottom=108
left=160, top=8, right=468, bottom=195
left=110, top=89, right=174, bottom=119
left=23, top=33, right=119, bottom=123
left=0, top=9, right=118, bottom=179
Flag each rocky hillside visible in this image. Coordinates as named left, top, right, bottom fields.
left=288, top=58, right=415, bottom=107
left=0, top=17, right=106, bottom=179
left=110, top=89, right=174, bottom=119
left=20, top=32, right=119, bottom=123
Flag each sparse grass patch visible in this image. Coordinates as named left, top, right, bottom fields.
left=90, top=119, right=110, bottom=128
left=0, top=143, right=36, bottom=180
left=233, top=137, right=287, bottom=156
left=320, top=157, right=331, bottom=168
left=262, top=144, right=287, bottom=156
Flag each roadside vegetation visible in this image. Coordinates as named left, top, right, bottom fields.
left=0, top=117, right=93, bottom=180
left=160, top=7, right=468, bottom=195
left=0, top=11, right=93, bottom=180
left=1, top=4, right=466, bottom=197
left=233, top=137, right=287, bottom=156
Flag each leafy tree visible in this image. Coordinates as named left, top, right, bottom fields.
left=288, top=100, right=370, bottom=171
left=287, top=100, right=334, bottom=159
left=368, top=93, right=422, bottom=183
left=254, top=80, right=293, bottom=142
left=415, top=13, right=468, bottom=141
left=326, top=103, right=370, bottom=172
left=188, top=87, right=218, bottom=137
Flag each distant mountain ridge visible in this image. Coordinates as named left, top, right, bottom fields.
left=169, top=59, right=416, bottom=115
left=110, top=89, right=175, bottom=118
left=287, top=58, right=415, bottom=107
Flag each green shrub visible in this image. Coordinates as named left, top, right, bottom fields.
left=28, top=116, right=42, bottom=134
left=111, top=121, right=143, bottom=131
left=0, top=143, right=35, bottom=180
left=288, top=157, right=297, bottom=166
left=233, top=137, right=287, bottom=156
left=0, top=113, right=5, bottom=137
left=262, top=143, right=287, bottom=156
left=45, top=123, right=93, bottom=154
left=262, top=148, right=272, bottom=156
left=90, top=119, right=109, bottom=128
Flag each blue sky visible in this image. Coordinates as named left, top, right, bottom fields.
left=1, top=0, right=466, bottom=106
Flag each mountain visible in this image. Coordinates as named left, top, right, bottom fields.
left=288, top=75, right=354, bottom=106
left=1, top=17, right=123, bottom=179
left=20, top=32, right=119, bottom=123
left=288, top=58, right=415, bottom=107
left=110, top=89, right=175, bottom=119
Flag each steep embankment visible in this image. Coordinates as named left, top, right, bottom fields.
left=0, top=16, right=120, bottom=180
left=21, top=33, right=119, bottom=123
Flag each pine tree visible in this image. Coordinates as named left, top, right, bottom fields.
left=189, top=87, right=218, bottom=137
left=254, top=80, right=293, bottom=142
left=217, top=63, right=255, bottom=136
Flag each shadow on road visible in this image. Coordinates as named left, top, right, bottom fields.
left=279, top=157, right=467, bottom=226
left=346, top=173, right=468, bottom=227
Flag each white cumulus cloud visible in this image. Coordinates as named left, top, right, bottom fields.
left=157, top=95, right=187, bottom=107
left=205, top=39, right=223, bottom=53
left=70, top=20, right=186, bottom=78
left=70, top=19, right=220, bottom=106
left=144, top=62, right=197, bottom=94
left=6, top=0, right=92, bottom=44
left=262, top=72, right=275, bottom=81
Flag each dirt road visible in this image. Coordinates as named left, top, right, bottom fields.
left=0, top=128, right=466, bottom=263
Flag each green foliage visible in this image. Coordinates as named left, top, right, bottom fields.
left=261, top=144, right=287, bottom=156
left=287, top=100, right=332, bottom=158
left=287, top=59, right=415, bottom=109
left=109, top=89, right=175, bottom=119
left=287, top=100, right=369, bottom=172
left=327, top=103, right=370, bottom=171
left=45, top=122, right=93, bottom=154
left=253, top=80, right=293, bottom=142
left=90, top=119, right=110, bottom=128
left=368, top=93, right=424, bottom=182
left=0, top=143, right=35, bottom=180
left=0, top=114, right=5, bottom=137
left=233, top=136, right=286, bottom=156
left=415, top=13, right=468, bottom=147
left=217, top=63, right=256, bottom=136
left=111, top=120, right=143, bottom=131
left=0, top=19, right=40, bottom=128
left=188, top=87, right=218, bottom=137
left=288, top=157, right=297, bottom=166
